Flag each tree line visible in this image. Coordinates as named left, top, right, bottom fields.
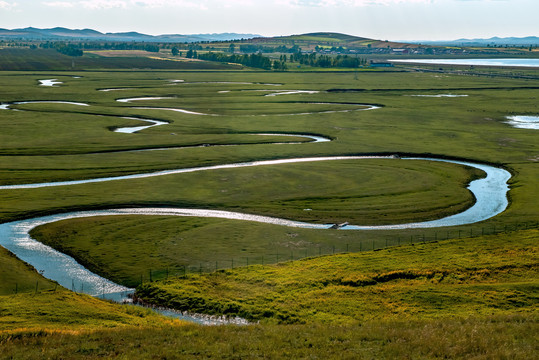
left=189, top=51, right=287, bottom=71
left=288, top=52, right=368, bottom=68
left=238, top=44, right=301, bottom=53
left=39, top=41, right=160, bottom=54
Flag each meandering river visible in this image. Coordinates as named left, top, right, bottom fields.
left=0, top=156, right=510, bottom=300
left=0, top=83, right=512, bottom=321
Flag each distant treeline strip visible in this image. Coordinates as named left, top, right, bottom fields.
left=39, top=41, right=160, bottom=53
left=289, top=52, right=368, bottom=68
left=190, top=51, right=287, bottom=71
left=191, top=51, right=368, bottom=70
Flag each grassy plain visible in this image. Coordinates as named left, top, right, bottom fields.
left=0, top=290, right=179, bottom=332
left=1, top=314, right=536, bottom=359
left=0, top=245, right=57, bottom=294
left=134, top=230, right=538, bottom=324
left=1, top=232, right=537, bottom=359
left=0, top=62, right=538, bottom=357
left=0, top=48, right=239, bottom=71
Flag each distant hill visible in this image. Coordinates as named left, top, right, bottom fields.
left=0, top=27, right=261, bottom=43
left=409, top=36, right=539, bottom=47
left=243, top=32, right=421, bottom=50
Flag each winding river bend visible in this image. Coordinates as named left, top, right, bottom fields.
left=0, top=86, right=512, bottom=319
left=0, top=156, right=510, bottom=302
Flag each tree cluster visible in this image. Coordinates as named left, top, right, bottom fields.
left=48, top=43, right=83, bottom=57
left=289, top=52, right=367, bottom=68
left=195, top=52, right=286, bottom=71
left=39, top=41, right=160, bottom=53
left=238, top=44, right=301, bottom=54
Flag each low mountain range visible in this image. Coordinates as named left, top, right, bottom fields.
left=0, top=27, right=261, bottom=43
left=1, top=28, right=536, bottom=49
left=409, top=36, right=539, bottom=46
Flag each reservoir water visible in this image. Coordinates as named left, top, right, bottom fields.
left=389, top=58, right=539, bottom=68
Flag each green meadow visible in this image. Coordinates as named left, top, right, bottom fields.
left=0, top=61, right=538, bottom=358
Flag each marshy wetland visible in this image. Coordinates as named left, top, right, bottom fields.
left=0, top=67, right=538, bottom=358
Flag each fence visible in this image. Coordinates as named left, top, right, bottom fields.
left=6, top=220, right=538, bottom=295
left=138, top=220, right=539, bottom=284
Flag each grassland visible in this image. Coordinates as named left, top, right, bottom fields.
left=1, top=314, right=536, bottom=359
left=0, top=60, right=538, bottom=358
left=134, top=230, right=538, bottom=324
left=1, top=233, right=537, bottom=359
left=0, top=245, right=57, bottom=295
left=0, top=48, right=240, bottom=71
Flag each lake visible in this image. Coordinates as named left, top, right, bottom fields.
left=389, top=58, right=539, bottom=68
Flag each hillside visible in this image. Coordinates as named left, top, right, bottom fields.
left=410, top=36, right=539, bottom=47
left=239, top=32, right=422, bottom=51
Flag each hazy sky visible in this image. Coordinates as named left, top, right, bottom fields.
left=0, top=0, right=537, bottom=41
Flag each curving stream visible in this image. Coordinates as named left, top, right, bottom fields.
left=0, top=83, right=512, bottom=323
left=0, top=156, right=510, bottom=302
left=505, top=115, right=539, bottom=130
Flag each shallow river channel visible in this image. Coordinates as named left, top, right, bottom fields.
left=0, top=86, right=513, bottom=324
left=0, top=157, right=510, bottom=304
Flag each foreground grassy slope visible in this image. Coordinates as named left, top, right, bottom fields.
left=135, top=230, right=538, bottom=324
left=0, top=290, right=180, bottom=332
left=2, top=314, right=536, bottom=359
left=1, top=231, right=537, bottom=359
left=0, top=246, right=57, bottom=295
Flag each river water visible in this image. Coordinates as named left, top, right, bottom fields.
left=0, top=81, right=514, bottom=323
left=505, top=115, right=539, bottom=130
left=0, top=156, right=510, bottom=303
